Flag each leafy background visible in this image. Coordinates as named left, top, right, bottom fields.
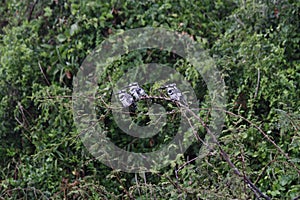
left=0, top=0, right=299, bottom=199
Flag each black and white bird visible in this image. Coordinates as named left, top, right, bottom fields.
left=128, top=82, right=148, bottom=101
left=117, top=90, right=135, bottom=108
left=164, top=83, right=187, bottom=105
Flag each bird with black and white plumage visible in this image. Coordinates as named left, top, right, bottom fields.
left=128, top=82, right=148, bottom=101
left=117, top=89, right=135, bottom=108
left=163, top=83, right=188, bottom=105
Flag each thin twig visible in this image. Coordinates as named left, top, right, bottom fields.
left=38, top=62, right=50, bottom=86
left=254, top=68, right=260, bottom=99
left=175, top=156, right=199, bottom=175
left=254, top=156, right=278, bottom=185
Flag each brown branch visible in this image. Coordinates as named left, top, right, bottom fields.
left=175, top=156, right=199, bottom=177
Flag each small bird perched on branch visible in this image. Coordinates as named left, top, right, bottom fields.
left=128, top=82, right=148, bottom=101
left=117, top=90, right=135, bottom=108
left=163, top=83, right=188, bottom=105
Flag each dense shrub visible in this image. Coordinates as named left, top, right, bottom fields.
left=0, top=0, right=299, bottom=199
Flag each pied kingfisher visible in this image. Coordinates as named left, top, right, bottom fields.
left=128, top=82, right=148, bottom=101
left=164, top=83, right=187, bottom=105
left=117, top=90, right=135, bottom=108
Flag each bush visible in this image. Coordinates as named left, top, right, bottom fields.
left=0, top=0, right=299, bottom=199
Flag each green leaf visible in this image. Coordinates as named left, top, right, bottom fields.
left=57, top=34, right=66, bottom=43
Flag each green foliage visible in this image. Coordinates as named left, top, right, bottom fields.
left=0, top=0, right=299, bottom=199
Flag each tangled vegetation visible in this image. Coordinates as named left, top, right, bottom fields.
left=0, top=0, right=299, bottom=199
